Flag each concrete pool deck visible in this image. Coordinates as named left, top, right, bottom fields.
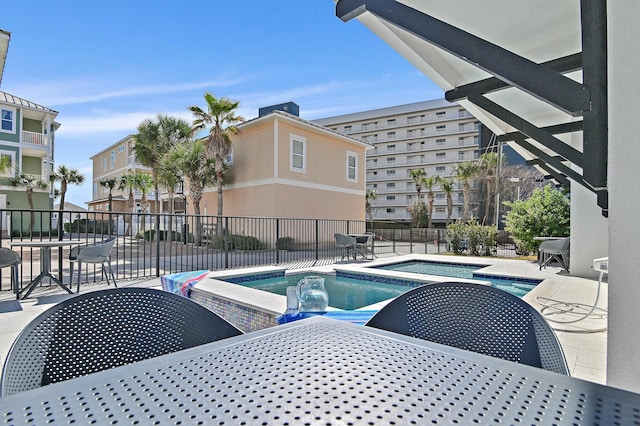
left=0, top=253, right=607, bottom=385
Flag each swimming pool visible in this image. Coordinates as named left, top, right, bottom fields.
left=375, top=260, right=541, bottom=297
left=226, top=272, right=411, bottom=310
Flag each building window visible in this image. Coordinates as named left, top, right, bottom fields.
left=387, top=144, right=396, bottom=152
left=436, top=111, right=446, bottom=118
left=436, top=125, right=446, bottom=132
left=387, top=119, right=396, bottom=127
left=290, top=135, right=306, bottom=172
left=436, top=193, right=445, bottom=200
left=458, top=137, right=466, bottom=146
left=436, top=138, right=446, bottom=145
left=118, top=144, right=125, bottom=153
left=406, top=195, right=413, bottom=201
left=226, top=149, right=233, bottom=165
left=386, top=208, right=395, bottom=214
left=1, top=109, right=14, bottom=133
left=344, top=125, right=352, bottom=132
left=387, top=132, right=396, bottom=140
left=386, top=195, right=395, bottom=201
left=386, top=157, right=395, bottom=164
left=436, top=153, right=446, bottom=160
left=346, top=151, right=357, bottom=181
left=459, top=151, right=465, bottom=160
left=111, top=151, right=116, bottom=169
left=102, top=158, right=107, bottom=172
left=0, top=150, right=15, bottom=176
left=386, top=182, right=395, bottom=189
left=436, top=166, right=446, bottom=173
left=386, top=170, right=395, bottom=176
left=435, top=207, right=446, bottom=213
left=93, top=182, right=98, bottom=198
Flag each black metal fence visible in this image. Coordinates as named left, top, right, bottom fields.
left=0, top=209, right=518, bottom=291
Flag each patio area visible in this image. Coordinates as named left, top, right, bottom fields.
left=0, top=252, right=607, bottom=385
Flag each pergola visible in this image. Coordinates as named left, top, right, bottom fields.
left=335, top=0, right=640, bottom=393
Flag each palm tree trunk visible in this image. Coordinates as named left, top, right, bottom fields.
left=427, top=192, right=434, bottom=229
left=463, top=182, right=471, bottom=222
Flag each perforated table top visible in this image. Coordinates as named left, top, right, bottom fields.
left=1, top=317, right=639, bottom=425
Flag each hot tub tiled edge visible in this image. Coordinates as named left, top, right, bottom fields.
left=190, top=277, right=287, bottom=333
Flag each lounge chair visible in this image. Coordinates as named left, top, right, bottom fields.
left=539, top=237, right=570, bottom=272
left=365, top=282, right=569, bottom=375
left=334, top=233, right=357, bottom=260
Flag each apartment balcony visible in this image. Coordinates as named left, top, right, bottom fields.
left=21, top=131, right=50, bottom=157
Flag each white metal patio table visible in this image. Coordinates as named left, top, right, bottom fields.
left=9, top=240, right=81, bottom=299
left=0, top=316, right=638, bottom=424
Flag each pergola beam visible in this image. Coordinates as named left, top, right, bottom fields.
left=337, top=0, right=591, bottom=115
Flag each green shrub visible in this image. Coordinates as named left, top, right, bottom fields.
left=447, top=221, right=467, bottom=254
left=276, top=237, right=295, bottom=250
left=504, top=184, right=570, bottom=255
left=446, top=220, right=497, bottom=256
left=213, top=234, right=263, bottom=250
left=136, top=230, right=180, bottom=241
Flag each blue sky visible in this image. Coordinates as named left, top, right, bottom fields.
left=1, top=1, right=443, bottom=206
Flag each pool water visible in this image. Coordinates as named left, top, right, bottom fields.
left=377, top=260, right=540, bottom=298
left=231, top=273, right=410, bottom=310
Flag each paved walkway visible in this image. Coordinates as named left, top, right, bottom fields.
left=0, top=254, right=608, bottom=385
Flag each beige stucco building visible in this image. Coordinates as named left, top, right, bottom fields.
left=88, top=135, right=170, bottom=214
left=197, top=108, right=370, bottom=220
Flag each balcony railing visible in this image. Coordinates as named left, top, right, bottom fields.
left=21, top=131, right=47, bottom=146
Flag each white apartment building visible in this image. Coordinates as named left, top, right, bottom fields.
left=315, top=99, right=480, bottom=225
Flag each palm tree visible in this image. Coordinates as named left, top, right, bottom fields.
left=100, top=177, right=118, bottom=236
left=51, top=165, right=84, bottom=212
left=454, top=161, right=479, bottom=221
left=188, top=92, right=244, bottom=222
left=133, top=115, right=191, bottom=214
left=365, top=188, right=377, bottom=229
left=409, top=168, right=427, bottom=202
left=99, top=178, right=118, bottom=213
left=478, top=152, right=500, bottom=226
left=11, top=174, right=49, bottom=234
left=439, top=178, right=455, bottom=226
left=134, top=172, right=153, bottom=234
left=166, top=140, right=215, bottom=245
left=118, top=172, right=137, bottom=236
left=158, top=153, right=185, bottom=243
left=422, top=176, right=437, bottom=228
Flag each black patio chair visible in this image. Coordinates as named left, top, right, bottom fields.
left=365, top=282, right=569, bottom=375
left=69, top=237, right=117, bottom=292
left=0, top=287, right=243, bottom=396
left=0, top=247, right=21, bottom=299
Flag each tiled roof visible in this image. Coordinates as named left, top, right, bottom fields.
left=0, top=90, right=58, bottom=114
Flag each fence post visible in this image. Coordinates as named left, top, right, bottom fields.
left=410, top=227, right=413, bottom=254
left=224, top=216, right=229, bottom=269
left=315, top=220, right=319, bottom=260
left=437, top=229, right=442, bottom=253
left=276, top=218, right=280, bottom=264
left=155, top=215, right=161, bottom=277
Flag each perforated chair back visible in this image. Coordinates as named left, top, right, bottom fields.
left=0, top=248, right=21, bottom=299
left=1, top=288, right=243, bottom=396
left=366, top=282, right=569, bottom=375
left=69, top=237, right=117, bottom=292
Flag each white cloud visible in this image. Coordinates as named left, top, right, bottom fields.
left=57, top=109, right=193, bottom=136
left=5, top=77, right=246, bottom=107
